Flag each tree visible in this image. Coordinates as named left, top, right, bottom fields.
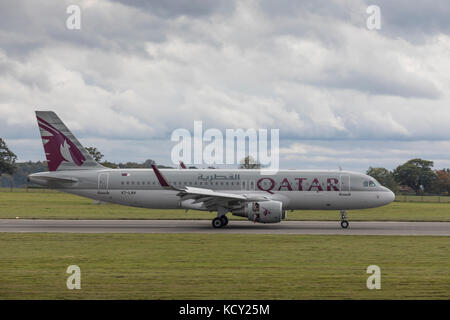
left=101, top=161, right=118, bottom=169
left=86, top=146, right=120, bottom=168
left=143, top=159, right=156, bottom=168
left=86, top=147, right=104, bottom=162
left=11, top=161, right=47, bottom=188
left=0, top=138, right=17, bottom=176
left=0, top=139, right=17, bottom=190
left=433, top=169, right=450, bottom=195
left=239, top=156, right=261, bottom=169
left=366, top=167, right=399, bottom=193
left=393, top=159, right=436, bottom=194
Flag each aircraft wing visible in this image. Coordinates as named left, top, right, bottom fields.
left=178, top=186, right=248, bottom=200
left=151, top=165, right=269, bottom=209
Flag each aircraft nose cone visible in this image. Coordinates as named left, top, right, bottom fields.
left=382, top=188, right=395, bottom=205
left=388, top=190, right=395, bottom=203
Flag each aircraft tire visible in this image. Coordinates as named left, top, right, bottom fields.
left=212, top=217, right=224, bottom=228
left=220, top=216, right=229, bottom=226
left=341, top=220, right=349, bottom=229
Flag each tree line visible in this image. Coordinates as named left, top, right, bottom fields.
left=367, top=159, right=450, bottom=195
left=1, top=139, right=449, bottom=194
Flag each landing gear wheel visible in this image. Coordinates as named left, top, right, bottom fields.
left=341, top=220, right=349, bottom=229
left=212, top=217, right=224, bottom=228
left=220, top=215, right=229, bottom=226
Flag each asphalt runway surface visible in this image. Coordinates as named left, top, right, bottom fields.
left=0, top=219, right=449, bottom=235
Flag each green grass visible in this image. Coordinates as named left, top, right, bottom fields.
left=0, top=233, right=448, bottom=299
left=395, top=195, right=450, bottom=203
left=0, top=188, right=449, bottom=221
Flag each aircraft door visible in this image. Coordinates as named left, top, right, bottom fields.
left=339, top=175, right=351, bottom=196
left=98, top=173, right=109, bottom=194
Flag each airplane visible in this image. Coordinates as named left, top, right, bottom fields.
left=28, top=111, right=395, bottom=229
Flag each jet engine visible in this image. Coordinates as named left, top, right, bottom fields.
left=232, top=200, right=286, bottom=223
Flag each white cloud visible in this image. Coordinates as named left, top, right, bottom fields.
left=1, top=0, right=450, bottom=171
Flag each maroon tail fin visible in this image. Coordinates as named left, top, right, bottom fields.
left=36, top=111, right=104, bottom=171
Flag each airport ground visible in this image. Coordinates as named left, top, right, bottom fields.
left=0, top=188, right=449, bottom=300
left=0, top=233, right=449, bottom=299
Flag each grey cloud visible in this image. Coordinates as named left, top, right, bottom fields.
left=0, top=0, right=167, bottom=57
left=313, top=69, right=441, bottom=99
left=259, top=0, right=362, bottom=20
left=363, top=0, right=450, bottom=42
left=110, top=0, right=235, bottom=18
left=259, top=0, right=450, bottom=43
left=1, top=0, right=450, bottom=169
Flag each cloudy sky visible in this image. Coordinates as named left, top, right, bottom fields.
left=1, top=0, right=450, bottom=172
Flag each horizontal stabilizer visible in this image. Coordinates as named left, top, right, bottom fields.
left=28, top=174, right=78, bottom=184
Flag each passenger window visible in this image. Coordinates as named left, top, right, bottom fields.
left=363, top=181, right=369, bottom=187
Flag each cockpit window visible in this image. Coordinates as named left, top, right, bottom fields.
left=364, top=180, right=377, bottom=187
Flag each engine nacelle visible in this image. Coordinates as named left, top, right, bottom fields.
left=232, top=200, right=286, bottom=223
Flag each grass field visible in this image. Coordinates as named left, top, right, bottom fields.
left=1, top=188, right=449, bottom=221
left=0, top=233, right=448, bottom=299
left=395, top=194, right=450, bottom=203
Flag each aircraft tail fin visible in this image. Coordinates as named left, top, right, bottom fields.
left=35, top=111, right=105, bottom=171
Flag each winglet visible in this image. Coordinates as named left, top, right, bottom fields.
left=179, top=161, right=187, bottom=169
left=152, top=164, right=170, bottom=187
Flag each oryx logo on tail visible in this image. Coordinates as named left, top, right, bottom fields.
left=37, top=116, right=86, bottom=171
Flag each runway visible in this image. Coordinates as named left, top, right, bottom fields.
left=0, top=219, right=449, bottom=235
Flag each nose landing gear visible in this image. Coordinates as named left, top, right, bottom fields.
left=340, top=210, right=349, bottom=229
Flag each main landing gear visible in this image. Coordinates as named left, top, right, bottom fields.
left=212, top=207, right=229, bottom=228
left=212, top=215, right=229, bottom=228
left=340, top=209, right=349, bottom=229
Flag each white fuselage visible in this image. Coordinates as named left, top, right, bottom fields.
left=29, top=168, right=395, bottom=211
